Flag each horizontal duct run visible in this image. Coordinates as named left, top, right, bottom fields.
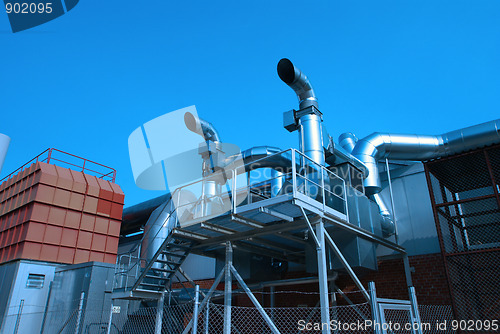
left=352, top=119, right=500, bottom=195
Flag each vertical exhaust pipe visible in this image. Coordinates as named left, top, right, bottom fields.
left=0, top=134, right=10, bottom=175
left=277, top=58, right=325, bottom=166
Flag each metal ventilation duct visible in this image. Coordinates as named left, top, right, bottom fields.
left=278, top=58, right=325, bottom=166
left=338, top=132, right=358, bottom=153
left=277, top=58, right=318, bottom=110
left=0, top=133, right=10, bottom=175
left=184, top=111, right=220, bottom=142
left=352, top=119, right=500, bottom=195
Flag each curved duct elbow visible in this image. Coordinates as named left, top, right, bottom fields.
left=370, top=193, right=395, bottom=237
left=277, top=58, right=318, bottom=109
left=184, top=111, right=221, bottom=142
left=352, top=119, right=500, bottom=195
left=338, top=133, right=358, bottom=153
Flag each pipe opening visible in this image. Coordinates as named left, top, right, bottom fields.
left=277, top=58, right=295, bottom=84
left=184, top=112, right=201, bottom=135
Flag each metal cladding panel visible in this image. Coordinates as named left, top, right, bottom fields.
left=0, top=260, right=57, bottom=334
left=305, top=187, right=379, bottom=273
left=0, top=261, right=17, bottom=330
left=377, top=163, right=440, bottom=257
left=42, top=262, right=117, bottom=334
left=329, top=228, right=378, bottom=273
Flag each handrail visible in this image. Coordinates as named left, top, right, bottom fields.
left=0, top=148, right=117, bottom=183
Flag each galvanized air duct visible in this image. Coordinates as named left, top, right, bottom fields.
left=184, top=111, right=220, bottom=142
left=352, top=119, right=500, bottom=196
left=0, top=133, right=11, bottom=175
left=370, top=192, right=395, bottom=236
left=338, top=132, right=358, bottom=153
left=277, top=58, right=318, bottom=110
left=278, top=58, right=325, bottom=166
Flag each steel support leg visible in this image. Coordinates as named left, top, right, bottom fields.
left=155, top=292, right=165, bottom=334
left=324, top=230, right=370, bottom=301
left=182, top=267, right=225, bottom=334
left=193, top=285, right=200, bottom=334
left=224, top=242, right=233, bottom=334
left=409, top=286, right=423, bottom=334
left=316, top=221, right=331, bottom=334
left=403, top=254, right=413, bottom=287
left=368, top=282, right=382, bottom=334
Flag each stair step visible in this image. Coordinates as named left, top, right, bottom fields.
left=145, top=274, right=169, bottom=280
left=160, top=251, right=186, bottom=258
left=138, top=283, right=164, bottom=289
left=149, top=267, right=175, bottom=273
left=155, top=259, right=181, bottom=265
left=166, top=243, right=190, bottom=250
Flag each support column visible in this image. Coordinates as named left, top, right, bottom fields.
left=316, top=220, right=331, bottom=334
left=368, top=282, right=381, bottom=334
left=192, top=285, right=200, bottom=334
left=224, top=242, right=233, bottom=334
left=155, top=292, right=165, bottom=334
left=403, top=254, right=413, bottom=288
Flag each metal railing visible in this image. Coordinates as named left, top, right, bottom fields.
left=114, top=149, right=348, bottom=292
left=0, top=148, right=117, bottom=183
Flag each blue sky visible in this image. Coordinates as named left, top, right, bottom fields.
left=1, top=1, right=499, bottom=206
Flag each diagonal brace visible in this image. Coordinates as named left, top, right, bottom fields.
left=324, top=230, right=370, bottom=301
left=230, top=264, right=281, bottom=334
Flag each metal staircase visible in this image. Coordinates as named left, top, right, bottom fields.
left=113, top=193, right=195, bottom=300
left=131, top=234, right=194, bottom=294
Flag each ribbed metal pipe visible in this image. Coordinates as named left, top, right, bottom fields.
left=370, top=193, right=395, bottom=236
left=184, top=111, right=220, bottom=142
left=352, top=119, right=500, bottom=195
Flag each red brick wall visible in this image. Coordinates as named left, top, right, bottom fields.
left=334, top=253, right=452, bottom=305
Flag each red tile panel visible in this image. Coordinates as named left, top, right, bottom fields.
left=91, top=233, right=106, bottom=252
left=83, top=174, right=100, bottom=197
left=104, top=253, right=116, bottom=264
left=57, top=247, right=76, bottom=263
left=47, top=206, right=66, bottom=226
left=68, top=193, right=84, bottom=211
left=64, top=210, right=81, bottom=229
left=44, top=225, right=63, bottom=245
left=97, top=199, right=111, bottom=217
left=40, top=244, right=59, bottom=262
left=55, top=166, right=73, bottom=191
left=94, top=217, right=109, bottom=235
left=74, top=249, right=90, bottom=263
left=53, top=188, right=71, bottom=208
left=89, top=251, right=104, bottom=262
left=69, top=170, right=87, bottom=194
left=83, top=196, right=98, bottom=214
left=25, top=222, right=45, bottom=243
left=80, top=213, right=95, bottom=232
left=96, top=179, right=113, bottom=201
left=0, top=162, right=123, bottom=265
left=61, top=228, right=78, bottom=247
